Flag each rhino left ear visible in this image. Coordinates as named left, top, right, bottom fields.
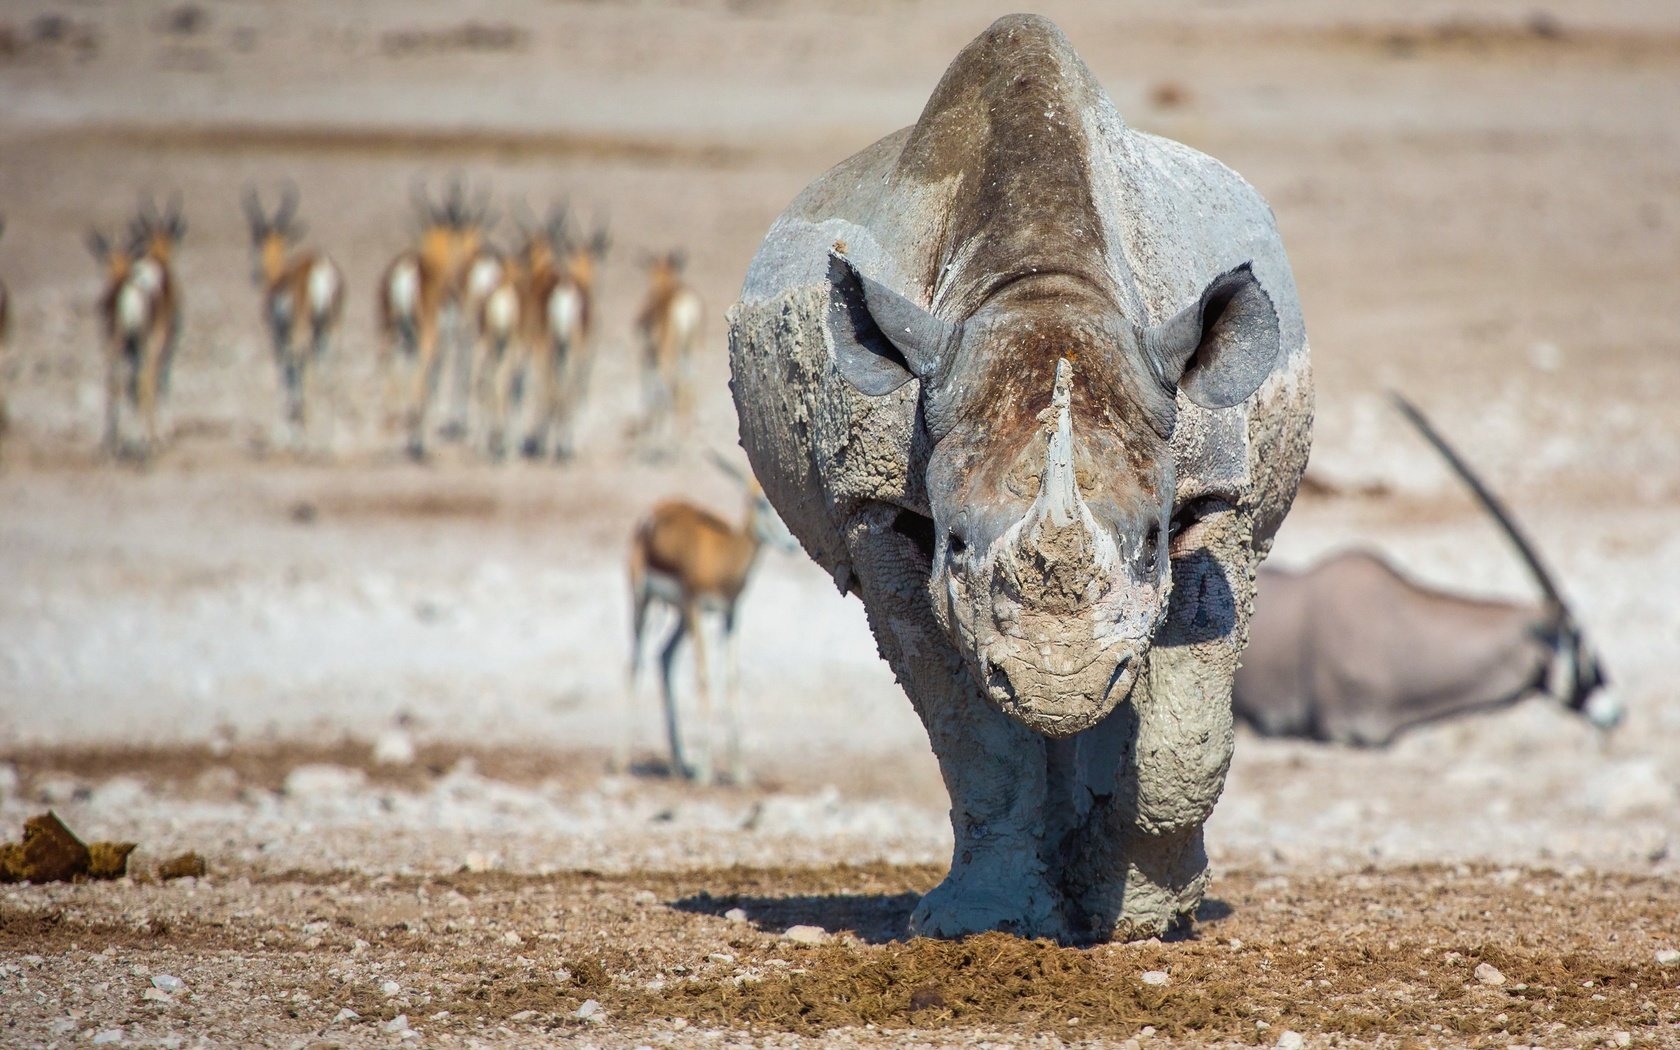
left=827, top=250, right=957, bottom=395
left=1146, top=263, right=1281, bottom=410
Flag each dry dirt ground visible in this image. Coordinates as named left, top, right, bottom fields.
left=1, top=1, right=1679, bottom=1047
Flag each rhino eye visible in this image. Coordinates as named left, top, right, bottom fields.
left=947, top=530, right=969, bottom=559
left=1142, top=524, right=1162, bottom=575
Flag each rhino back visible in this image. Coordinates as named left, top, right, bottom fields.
left=731, top=14, right=1310, bottom=577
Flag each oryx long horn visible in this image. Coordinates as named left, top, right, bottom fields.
left=1389, top=392, right=1568, bottom=613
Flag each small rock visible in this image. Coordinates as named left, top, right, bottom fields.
left=381, top=1013, right=409, bottom=1034
left=707, top=952, right=735, bottom=964
left=150, top=974, right=185, bottom=994
left=1276, top=1032, right=1304, bottom=1050
left=574, top=998, right=603, bottom=1022
left=501, top=931, right=522, bottom=946
left=332, top=1008, right=359, bottom=1024
left=92, top=1031, right=124, bottom=1045
left=508, top=1010, right=539, bottom=1023
left=723, top=907, right=749, bottom=923
left=141, top=988, right=172, bottom=1004
left=283, top=764, right=368, bottom=799
left=1139, top=969, right=1169, bottom=986
left=372, top=730, right=416, bottom=767
left=1475, top=962, right=1507, bottom=986
left=1614, top=1031, right=1632, bottom=1047
left=380, top=980, right=401, bottom=996
left=782, top=924, right=829, bottom=945
left=1655, top=948, right=1679, bottom=966
left=462, top=851, right=501, bottom=873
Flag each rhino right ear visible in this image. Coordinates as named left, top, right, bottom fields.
left=826, top=251, right=956, bottom=396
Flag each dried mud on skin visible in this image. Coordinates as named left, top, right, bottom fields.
left=2, top=863, right=1675, bottom=1047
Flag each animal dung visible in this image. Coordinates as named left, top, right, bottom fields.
left=0, top=811, right=136, bottom=883
left=156, top=850, right=208, bottom=880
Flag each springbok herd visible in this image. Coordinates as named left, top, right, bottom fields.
left=0, top=179, right=707, bottom=463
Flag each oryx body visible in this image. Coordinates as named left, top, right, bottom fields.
left=1234, top=398, right=1615, bottom=746
left=729, top=16, right=1312, bottom=941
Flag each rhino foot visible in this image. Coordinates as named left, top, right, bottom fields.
left=909, top=847, right=1062, bottom=940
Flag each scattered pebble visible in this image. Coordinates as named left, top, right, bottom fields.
left=1475, top=962, right=1506, bottom=986
left=708, top=952, right=736, bottom=964
left=332, top=1008, right=359, bottom=1024
left=380, top=979, right=401, bottom=997
left=1139, top=969, right=1169, bottom=986
left=382, top=1013, right=410, bottom=1034
left=782, top=924, right=829, bottom=945
left=141, top=988, right=172, bottom=1004
left=372, top=729, right=417, bottom=766
left=574, top=999, right=603, bottom=1022
left=501, top=931, right=523, bottom=946
left=1655, top=948, right=1679, bottom=966
left=509, top=1010, right=539, bottom=1023
left=92, top=1031, right=124, bottom=1045
left=150, top=974, right=185, bottom=994
left=724, top=907, right=749, bottom=923
left=1613, top=1031, right=1632, bottom=1047
left=1276, top=1031, right=1304, bottom=1050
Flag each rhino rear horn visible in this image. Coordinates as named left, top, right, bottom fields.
left=1146, top=262, right=1280, bottom=410
left=826, top=250, right=956, bottom=395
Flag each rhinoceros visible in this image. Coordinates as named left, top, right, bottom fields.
left=728, top=14, right=1312, bottom=941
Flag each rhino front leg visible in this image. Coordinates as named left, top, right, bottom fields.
left=1060, top=525, right=1252, bottom=940
left=844, top=507, right=1063, bottom=940
left=912, top=670, right=1061, bottom=939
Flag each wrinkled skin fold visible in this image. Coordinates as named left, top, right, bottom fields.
left=728, top=14, right=1313, bottom=941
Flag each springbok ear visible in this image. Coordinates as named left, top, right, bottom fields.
left=1146, top=263, right=1280, bottom=410
left=826, top=250, right=956, bottom=396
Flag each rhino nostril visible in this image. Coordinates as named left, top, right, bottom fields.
left=947, top=530, right=968, bottom=558
left=1142, top=524, right=1161, bottom=575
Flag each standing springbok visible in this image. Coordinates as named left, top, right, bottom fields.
left=624, top=458, right=788, bottom=784
left=1233, top=394, right=1620, bottom=746
left=376, top=178, right=494, bottom=457
left=633, top=250, right=703, bottom=448
left=242, top=184, right=345, bottom=444
left=524, top=219, right=609, bottom=460
left=468, top=203, right=565, bottom=458
left=88, top=196, right=184, bottom=458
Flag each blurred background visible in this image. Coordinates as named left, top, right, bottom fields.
left=0, top=0, right=1676, bottom=876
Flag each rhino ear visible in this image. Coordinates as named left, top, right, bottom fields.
left=1146, top=263, right=1280, bottom=410
left=826, top=250, right=956, bottom=396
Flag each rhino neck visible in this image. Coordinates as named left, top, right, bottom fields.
left=893, top=15, right=1124, bottom=319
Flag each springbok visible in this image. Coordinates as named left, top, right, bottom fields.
left=468, top=203, right=565, bottom=458
left=524, top=218, right=609, bottom=460
left=633, top=250, right=703, bottom=447
left=624, top=458, right=788, bottom=784
left=242, top=184, right=345, bottom=443
left=89, top=195, right=184, bottom=458
left=1233, top=394, right=1620, bottom=746
left=376, top=178, right=494, bottom=457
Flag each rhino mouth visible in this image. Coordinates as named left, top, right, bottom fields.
left=978, top=644, right=1139, bottom=736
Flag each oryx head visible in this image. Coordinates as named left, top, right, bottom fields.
left=829, top=250, right=1280, bottom=735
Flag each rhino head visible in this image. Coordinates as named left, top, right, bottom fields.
left=830, top=252, right=1280, bottom=736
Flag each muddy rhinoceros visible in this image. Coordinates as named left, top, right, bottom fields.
left=727, top=14, right=1312, bottom=941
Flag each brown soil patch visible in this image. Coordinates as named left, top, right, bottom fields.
left=7, top=862, right=1659, bottom=1045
